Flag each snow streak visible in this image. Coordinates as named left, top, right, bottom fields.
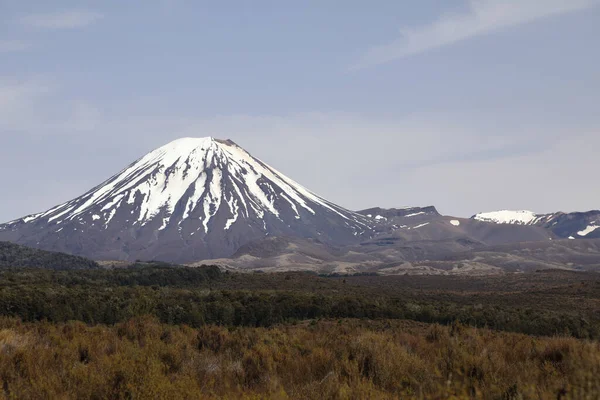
left=8, top=137, right=370, bottom=235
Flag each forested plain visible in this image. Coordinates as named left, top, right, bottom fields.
left=1, top=265, right=599, bottom=398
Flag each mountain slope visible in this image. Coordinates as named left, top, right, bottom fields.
left=472, top=210, right=600, bottom=239
left=0, top=241, right=99, bottom=269
left=200, top=206, right=558, bottom=275
left=0, top=137, right=373, bottom=262
left=357, top=206, right=552, bottom=247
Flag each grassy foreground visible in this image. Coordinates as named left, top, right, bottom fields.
left=0, top=317, right=598, bottom=399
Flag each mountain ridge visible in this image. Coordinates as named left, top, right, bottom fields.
left=1, top=137, right=598, bottom=271
left=472, top=209, right=600, bottom=239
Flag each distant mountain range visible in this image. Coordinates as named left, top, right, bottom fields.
left=0, top=137, right=598, bottom=274
left=473, top=210, right=600, bottom=239
left=197, top=206, right=600, bottom=275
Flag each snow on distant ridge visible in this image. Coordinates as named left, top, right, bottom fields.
left=473, top=210, right=541, bottom=225
left=411, top=222, right=429, bottom=229
left=578, top=225, right=599, bottom=237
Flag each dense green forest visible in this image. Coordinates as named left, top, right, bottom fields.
left=0, top=241, right=99, bottom=269
left=0, top=266, right=599, bottom=339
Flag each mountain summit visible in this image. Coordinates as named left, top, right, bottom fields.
left=0, top=137, right=372, bottom=262
left=472, top=209, right=600, bottom=239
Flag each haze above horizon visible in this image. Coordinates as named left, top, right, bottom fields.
left=1, top=0, right=599, bottom=221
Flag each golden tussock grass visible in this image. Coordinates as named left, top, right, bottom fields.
left=0, top=317, right=598, bottom=399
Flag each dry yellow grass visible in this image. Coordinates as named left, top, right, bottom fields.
left=0, top=317, right=598, bottom=399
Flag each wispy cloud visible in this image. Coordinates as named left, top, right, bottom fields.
left=0, top=40, right=29, bottom=53
left=352, top=0, right=600, bottom=69
left=20, top=10, right=103, bottom=30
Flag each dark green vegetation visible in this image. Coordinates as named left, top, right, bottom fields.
left=0, top=266, right=599, bottom=339
left=1, top=265, right=599, bottom=398
left=0, top=241, right=99, bottom=269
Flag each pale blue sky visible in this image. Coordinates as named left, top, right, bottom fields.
left=1, top=0, right=599, bottom=221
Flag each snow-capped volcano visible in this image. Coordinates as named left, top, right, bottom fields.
left=0, top=137, right=373, bottom=262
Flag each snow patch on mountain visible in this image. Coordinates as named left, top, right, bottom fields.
left=473, top=210, right=541, bottom=225
left=578, top=225, right=599, bottom=237
left=405, top=212, right=425, bottom=217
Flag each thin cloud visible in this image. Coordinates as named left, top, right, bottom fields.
left=352, top=0, right=600, bottom=69
left=20, top=10, right=103, bottom=30
left=0, top=84, right=597, bottom=220
left=0, top=40, right=29, bottom=53
left=0, top=78, right=57, bottom=133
